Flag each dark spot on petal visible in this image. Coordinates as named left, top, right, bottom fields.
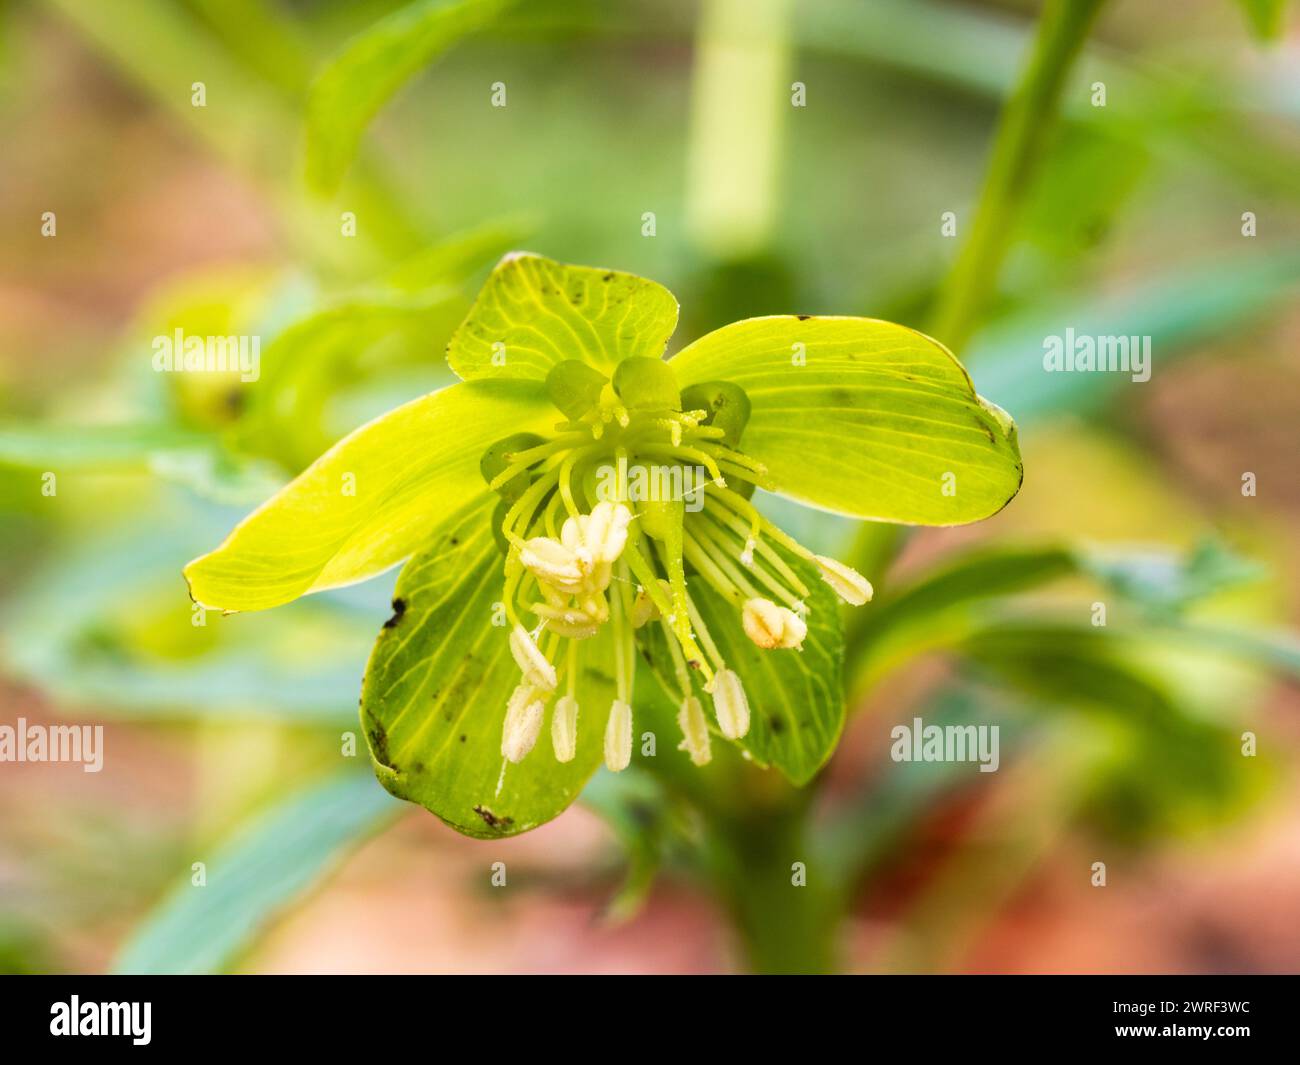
left=796, top=314, right=811, bottom=321
left=602, top=272, right=614, bottom=281
left=383, top=597, right=407, bottom=629
left=367, top=723, right=391, bottom=766
left=473, top=805, right=513, bottom=830
left=459, top=734, right=467, bottom=743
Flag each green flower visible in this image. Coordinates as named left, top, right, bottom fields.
left=185, top=253, right=1022, bottom=837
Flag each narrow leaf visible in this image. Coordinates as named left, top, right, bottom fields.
left=113, top=771, right=398, bottom=974
left=305, top=0, right=513, bottom=194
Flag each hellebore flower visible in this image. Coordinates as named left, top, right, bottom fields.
left=185, top=254, right=1022, bottom=837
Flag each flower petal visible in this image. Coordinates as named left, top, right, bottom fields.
left=184, top=379, right=551, bottom=611
left=446, top=253, right=679, bottom=381
left=670, top=316, right=1023, bottom=525
left=362, top=496, right=618, bottom=838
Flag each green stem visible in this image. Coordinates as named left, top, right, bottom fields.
left=705, top=800, right=839, bottom=974
left=929, top=0, right=1107, bottom=353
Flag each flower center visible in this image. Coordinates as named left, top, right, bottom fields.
left=483, top=357, right=872, bottom=773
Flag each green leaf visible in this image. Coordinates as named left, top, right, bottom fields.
left=446, top=253, right=680, bottom=381
left=113, top=771, right=398, bottom=974
left=185, top=380, right=550, bottom=612
left=848, top=543, right=1078, bottom=682
left=0, top=422, right=284, bottom=504
left=1236, top=0, right=1288, bottom=40
left=955, top=621, right=1273, bottom=840
left=640, top=545, right=845, bottom=785
left=969, top=251, right=1300, bottom=423
left=304, top=0, right=513, bottom=195
left=1171, top=624, right=1300, bottom=679
left=669, top=317, right=1023, bottom=525
left=578, top=768, right=673, bottom=922
left=236, top=288, right=465, bottom=470
left=817, top=690, right=1011, bottom=891
left=361, top=496, right=617, bottom=838
left=1079, top=539, right=1266, bottom=616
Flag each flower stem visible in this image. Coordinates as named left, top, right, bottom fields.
left=706, top=800, right=838, bottom=974
left=928, top=0, right=1107, bottom=354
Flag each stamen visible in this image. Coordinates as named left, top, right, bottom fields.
left=610, top=561, right=633, bottom=703
left=677, top=695, right=712, bottom=766
left=697, top=441, right=767, bottom=477
left=813, top=554, right=874, bottom=605
left=640, top=444, right=726, bottom=487
left=558, top=445, right=585, bottom=520
left=658, top=615, right=694, bottom=698
left=502, top=684, right=545, bottom=763
left=518, top=537, right=583, bottom=594
left=551, top=695, right=579, bottom=762
left=698, top=512, right=806, bottom=608
left=710, top=668, right=751, bottom=739
left=741, top=597, right=807, bottom=650
left=486, top=436, right=579, bottom=492
left=640, top=532, right=714, bottom=681
left=688, top=521, right=767, bottom=603
left=509, top=624, right=557, bottom=691
left=706, top=482, right=762, bottom=538
left=682, top=533, right=745, bottom=606
left=503, top=467, right=562, bottom=544
left=683, top=593, right=726, bottom=675
left=604, top=699, right=633, bottom=771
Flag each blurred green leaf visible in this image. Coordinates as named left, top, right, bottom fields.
left=1169, top=623, right=1300, bottom=679
left=850, top=539, right=1280, bottom=695
left=578, top=768, right=674, bottom=922
left=1081, top=539, right=1267, bottom=616
left=114, top=771, right=398, bottom=974
left=238, top=287, right=466, bottom=469
left=381, top=216, right=535, bottom=292
left=0, top=423, right=284, bottom=504
left=848, top=543, right=1076, bottom=690
left=817, top=690, right=1026, bottom=891
left=1236, top=0, right=1289, bottom=40
left=957, top=620, right=1275, bottom=840
left=969, top=251, right=1300, bottom=421
left=305, top=0, right=514, bottom=194
left=0, top=510, right=372, bottom=723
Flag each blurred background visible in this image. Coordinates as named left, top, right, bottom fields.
left=1, top=0, right=1299, bottom=974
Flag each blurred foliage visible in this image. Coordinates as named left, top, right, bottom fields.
left=0, top=0, right=1297, bottom=974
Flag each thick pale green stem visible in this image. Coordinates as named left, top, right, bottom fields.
left=707, top=801, right=838, bottom=974
left=929, top=0, right=1107, bottom=353
left=685, top=0, right=791, bottom=259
